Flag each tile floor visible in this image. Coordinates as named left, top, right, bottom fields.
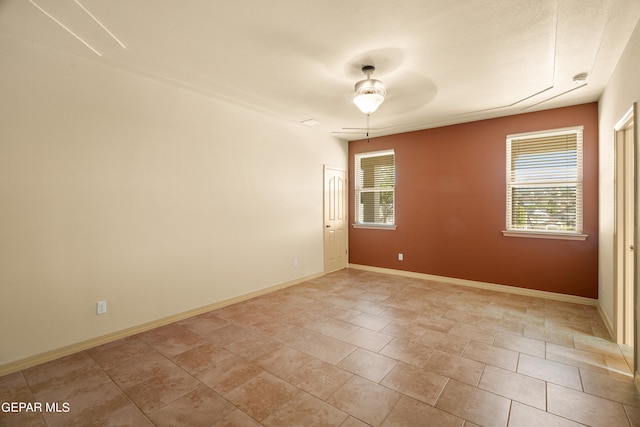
left=2, top=269, right=640, bottom=426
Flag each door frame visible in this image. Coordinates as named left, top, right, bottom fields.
left=614, top=105, right=636, bottom=346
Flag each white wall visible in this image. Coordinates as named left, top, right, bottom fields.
left=0, top=35, right=347, bottom=367
left=598, top=19, right=640, bottom=332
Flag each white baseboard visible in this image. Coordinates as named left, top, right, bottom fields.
left=597, top=303, right=615, bottom=341
left=348, top=264, right=598, bottom=306
left=0, top=272, right=324, bottom=377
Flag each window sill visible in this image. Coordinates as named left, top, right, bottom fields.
left=353, top=224, right=397, bottom=231
left=502, top=230, right=588, bottom=241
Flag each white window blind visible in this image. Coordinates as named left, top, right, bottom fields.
left=354, top=150, right=395, bottom=226
left=506, top=126, right=583, bottom=235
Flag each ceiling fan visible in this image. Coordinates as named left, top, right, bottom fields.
left=352, top=65, right=387, bottom=114
left=335, top=65, right=388, bottom=141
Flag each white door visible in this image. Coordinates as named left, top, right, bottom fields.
left=324, top=166, right=348, bottom=273
left=615, top=106, right=636, bottom=346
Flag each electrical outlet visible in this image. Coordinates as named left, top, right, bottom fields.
left=293, top=258, right=298, bottom=268
left=398, top=253, right=404, bottom=261
left=96, top=301, right=107, bottom=315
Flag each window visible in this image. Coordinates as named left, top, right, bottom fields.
left=354, top=149, right=396, bottom=229
left=504, top=126, right=586, bottom=240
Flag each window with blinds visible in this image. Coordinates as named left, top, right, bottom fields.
left=354, top=149, right=395, bottom=227
left=506, top=126, right=583, bottom=235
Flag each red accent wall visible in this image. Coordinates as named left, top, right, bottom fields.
left=349, top=103, right=598, bottom=298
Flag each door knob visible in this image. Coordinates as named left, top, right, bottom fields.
left=326, top=225, right=331, bottom=228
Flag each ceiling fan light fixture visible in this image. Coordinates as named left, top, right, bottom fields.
left=353, top=92, right=385, bottom=114
left=353, top=66, right=386, bottom=114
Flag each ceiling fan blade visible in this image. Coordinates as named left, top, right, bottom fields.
left=331, top=131, right=370, bottom=135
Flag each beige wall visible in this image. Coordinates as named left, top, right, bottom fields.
left=598, top=19, right=640, bottom=331
left=0, top=35, right=347, bottom=367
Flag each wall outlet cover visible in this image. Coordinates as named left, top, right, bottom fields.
left=97, top=301, right=107, bottom=315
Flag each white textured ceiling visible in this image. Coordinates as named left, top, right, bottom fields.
left=2, top=0, right=639, bottom=139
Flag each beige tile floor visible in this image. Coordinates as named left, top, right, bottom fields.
left=2, top=269, right=640, bottom=426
